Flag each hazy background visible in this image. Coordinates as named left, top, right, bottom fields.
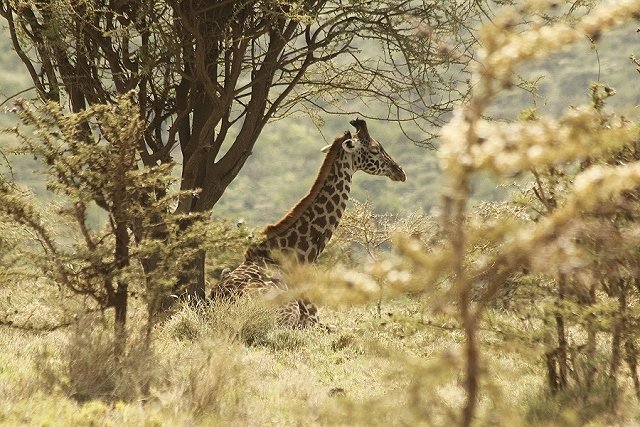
left=1, top=23, right=637, bottom=227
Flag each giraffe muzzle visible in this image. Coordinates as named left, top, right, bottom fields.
left=390, top=165, right=407, bottom=182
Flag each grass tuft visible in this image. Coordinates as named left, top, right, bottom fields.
left=35, top=316, right=155, bottom=403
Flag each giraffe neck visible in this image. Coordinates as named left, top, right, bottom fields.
left=247, top=149, right=354, bottom=263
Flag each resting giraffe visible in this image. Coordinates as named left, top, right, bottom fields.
left=209, top=119, right=406, bottom=327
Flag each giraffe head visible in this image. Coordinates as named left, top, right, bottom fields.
left=336, top=119, right=406, bottom=182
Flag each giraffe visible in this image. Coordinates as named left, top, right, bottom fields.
left=209, top=119, right=406, bottom=327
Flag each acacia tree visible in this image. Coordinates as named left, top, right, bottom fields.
left=0, top=0, right=483, bottom=299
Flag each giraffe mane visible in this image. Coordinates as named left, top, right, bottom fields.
left=261, top=132, right=351, bottom=237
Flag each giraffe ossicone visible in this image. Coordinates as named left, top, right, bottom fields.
left=209, top=119, right=406, bottom=328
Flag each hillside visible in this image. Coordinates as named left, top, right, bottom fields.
left=1, top=23, right=638, bottom=227
left=214, top=21, right=640, bottom=226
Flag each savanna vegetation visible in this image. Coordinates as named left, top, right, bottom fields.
left=2, top=0, right=640, bottom=425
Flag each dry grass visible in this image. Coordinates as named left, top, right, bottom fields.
left=0, top=294, right=638, bottom=426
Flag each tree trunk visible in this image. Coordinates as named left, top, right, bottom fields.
left=113, top=152, right=131, bottom=356
left=625, top=340, right=640, bottom=401
left=113, top=221, right=129, bottom=357
left=187, top=250, right=206, bottom=301
left=114, top=282, right=128, bottom=358
left=168, top=213, right=210, bottom=304
left=609, top=279, right=627, bottom=413
left=584, top=283, right=598, bottom=390
left=461, top=300, right=479, bottom=427
left=551, top=275, right=568, bottom=393
left=546, top=350, right=560, bottom=393
left=176, top=248, right=206, bottom=304
left=554, top=312, right=568, bottom=390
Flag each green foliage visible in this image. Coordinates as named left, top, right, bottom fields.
left=0, top=94, right=257, bottom=422
left=0, top=93, right=251, bottom=326
left=1, top=96, right=151, bottom=324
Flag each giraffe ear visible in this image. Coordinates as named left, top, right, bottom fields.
left=341, top=138, right=360, bottom=153
left=320, top=144, right=332, bottom=153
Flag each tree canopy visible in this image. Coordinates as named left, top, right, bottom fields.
left=0, top=0, right=487, bottom=297
left=1, top=0, right=480, bottom=197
